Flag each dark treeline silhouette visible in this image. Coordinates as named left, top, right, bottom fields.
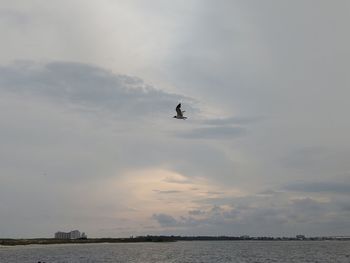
left=1, top=235, right=349, bottom=246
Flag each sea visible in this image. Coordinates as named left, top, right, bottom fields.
left=1, top=240, right=350, bottom=263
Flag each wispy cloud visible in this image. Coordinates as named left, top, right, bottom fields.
left=153, top=190, right=182, bottom=194
left=0, top=61, right=189, bottom=119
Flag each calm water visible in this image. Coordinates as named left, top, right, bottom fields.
left=1, top=241, right=350, bottom=263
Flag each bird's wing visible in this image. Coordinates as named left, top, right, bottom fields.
left=176, top=103, right=182, bottom=116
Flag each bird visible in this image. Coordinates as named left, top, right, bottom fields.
left=173, top=103, right=187, bottom=119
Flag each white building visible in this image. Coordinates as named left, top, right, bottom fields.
left=70, top=230, right=81, bottom=239
left=54, top=231, right=71, bottom=239
left=54, top=230, right=85, bottom=239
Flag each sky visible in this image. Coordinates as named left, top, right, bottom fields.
left=1, top=0, right=350, bottom=238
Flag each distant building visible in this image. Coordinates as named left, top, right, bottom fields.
left=296, top=235, right=306, bottom=240
left=69, top=230, right=81, bottom=239
left=54, top=230, right=86, bottom=239
left=81, top=232, right=87, bottom=239
left=54, top=231, right=71, bottom=239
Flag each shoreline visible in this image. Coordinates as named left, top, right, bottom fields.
left=0, top=237, right=175, bottom=246
left=1, top=236, right=349, bottom=246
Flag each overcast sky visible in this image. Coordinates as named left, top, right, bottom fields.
left=1, top=0, right=350, bottom=238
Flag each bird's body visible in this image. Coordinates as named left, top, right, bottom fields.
left=174, top=103, right=187, bottom=119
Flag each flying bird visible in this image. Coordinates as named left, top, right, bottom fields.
left=174, top=103, right=187, bottom=119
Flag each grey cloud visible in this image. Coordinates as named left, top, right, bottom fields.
left=0, top=61, right=188, bottom=119
left=291, top=198, right=326, bottom=211
left=210, top=205, right=224, bottom=214
left=166, top=1, right=274, bottom=115
left=288, top=198, right=334, bottom=224
left=188, top=209, right=205, bottom=216
left=162, top=176, right=192, bottom=185
left=175, top=116, right=257, bottom=141
left=2, top=0, right=350, bottom=238
left=333, top=196, right=350, bottom=211
left=0, top=61, right=248, bottom=186
left=152, top=204, right=288, bottom=235
left=282, top=146, right=330, bottom=169
left=0, top=60, right=243, bottom=237
left=153, top=190, right=182, bottom=194
left=152, top=192, right=350, bottom=236
left=152, top=213, right=205, bottom=230
left=205, top=191, right=224, bottom=195
left=0, top=8, right=31, bottom=26
left=155, top=194, right=350, bottom=235
left=168, top=0, right=350, bottom=116
left=194, top=197, right=237, bottom=207
left=152, top=213, right=178, bottom=227
left=238, top=207, right=289, bottom=226
left=202, top=116, right=262, bottom=126
left=285, top=181, right=350, bottom=194
left=281, top=147, right=350, bottom=185
left=116, top=137, right=236, bottom=184
left=257, top=190, right=283, bottom=196
left=177, top=126, right=246, bottom=140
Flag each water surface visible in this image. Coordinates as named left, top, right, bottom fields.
left=1, top=240, right=350, bottom=263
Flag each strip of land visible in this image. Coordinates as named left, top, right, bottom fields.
left=1, top=235, right=349, bottom=246
left=0, top=237, right=175, bottom=246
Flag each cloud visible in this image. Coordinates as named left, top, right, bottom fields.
left=333, top=196, right=350, bottom=212
left=0, top=61, right=251, bottom=144
left=149, top=189, right=350, bottom=236
left=280, top=147, right=350, bottom=183
left=152, top=213, right=178, bottom=227
left=284, top=181, right=350, bottom=194
left=282, top=146, right=330, bottom=169
left=202, top=116, right=263, bottom=126
left=2, top=0, right=350, bottom=238
left=0, top=8, right=31, bottom=26
left=163, top=176, right=192, bottom=185
left=188, top=209, right=205, bottom=216
left=0, top=60, right=246, bottom=237
left=291, top=197, right=327, bottom=211
left=0, top=61, right=187, bottom=119
left=177, top=126, right=246, bottom=140
left=0, top=61, right=244, bottom=189
left=153, top=190, right=182, bottom=194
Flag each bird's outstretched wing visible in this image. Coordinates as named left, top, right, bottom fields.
left=176, top=103, right=183, bottom=117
